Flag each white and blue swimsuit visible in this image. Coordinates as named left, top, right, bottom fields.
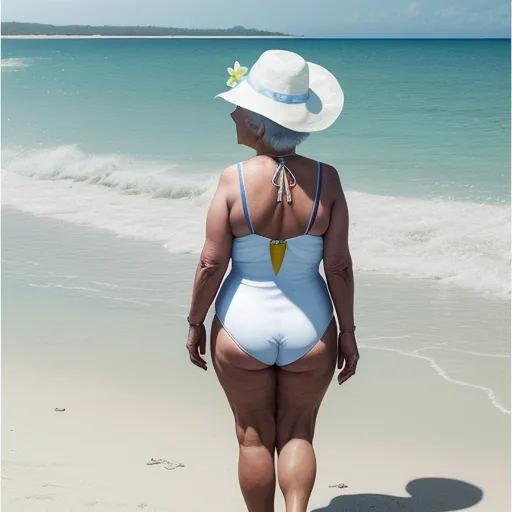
left=215, top=160, right=334, bottom=366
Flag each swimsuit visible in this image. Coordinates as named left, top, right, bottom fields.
left=215, top=160, right=334, bottom=366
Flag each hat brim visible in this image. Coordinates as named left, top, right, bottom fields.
left=215, top=62, right=344, bottom=133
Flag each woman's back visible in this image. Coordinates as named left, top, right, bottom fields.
left=227, top=155, right=331, bottom=282
left=228, top=154, right=332, bottom=241
left=215, top=154, right=335, bottom=366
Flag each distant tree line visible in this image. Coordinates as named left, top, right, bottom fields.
left=1, top=22, right=295, bottom=37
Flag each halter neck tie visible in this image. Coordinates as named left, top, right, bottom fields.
left=271, top=156, right=297, bottom=203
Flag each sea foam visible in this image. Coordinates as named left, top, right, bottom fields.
left=2, top=145, right=510, bottom=297
left=0, top=58, right=31, bottom=71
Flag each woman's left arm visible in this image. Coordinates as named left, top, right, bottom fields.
left=186, top=168, right=234, bottom=369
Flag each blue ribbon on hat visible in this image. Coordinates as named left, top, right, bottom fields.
left=237, top=75, right=310, bottom=104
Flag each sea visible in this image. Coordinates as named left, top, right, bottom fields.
left=1, top=38, right=510, bottom=297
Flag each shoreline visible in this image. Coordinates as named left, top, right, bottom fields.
left=2, top=167, right=509, bottom=299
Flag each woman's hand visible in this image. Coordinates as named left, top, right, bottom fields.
left=186, top=324, right=207, bottom=371
left=337, top=332, right=359, bottom=385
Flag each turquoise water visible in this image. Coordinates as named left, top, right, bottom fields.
left=1, top=39, right=511, bottom=296
left=2, top=38, right=510, bottom=202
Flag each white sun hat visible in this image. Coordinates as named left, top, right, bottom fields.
left=215, top=49, right=344, bottom=133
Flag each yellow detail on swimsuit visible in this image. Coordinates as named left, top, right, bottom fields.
left=269, top=240, right=287, bottom=275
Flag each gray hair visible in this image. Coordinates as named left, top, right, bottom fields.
left=245, top=111, right=310, bottom=152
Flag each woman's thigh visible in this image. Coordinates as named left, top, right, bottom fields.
left=276, top=319, right=337, bottom=448
left=211, top=316, right=277, bottom=450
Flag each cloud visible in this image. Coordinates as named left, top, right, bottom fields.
left=468, top=12, right=483, bottom=23
left=343, top=11, right=361, bottom=23
left=368, top=11, right=389, bottom=22
left=438, top=6, right=461, bottom=19
left=403, top=2, right=421, bottom=19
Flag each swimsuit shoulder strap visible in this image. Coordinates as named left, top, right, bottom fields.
left=237, top=162, right=255, bottom=234
left=304, top=161, right=323, bottom=235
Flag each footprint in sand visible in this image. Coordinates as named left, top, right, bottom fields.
left=25, top=495, right=53, bottom=500
left=146, top=457, right=184, bottom=470
left=328, top=483, right=348, bottom=489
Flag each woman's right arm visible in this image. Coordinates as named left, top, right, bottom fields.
left=322, top=166, right=359, bottom=384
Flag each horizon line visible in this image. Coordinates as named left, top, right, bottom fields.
left=1, top=35, right=510, bottom=40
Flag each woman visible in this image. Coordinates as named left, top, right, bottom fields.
left=185, top=50, right=359, bottom=512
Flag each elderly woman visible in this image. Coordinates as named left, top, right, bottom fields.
left=186, top=50, right=359, bottom=512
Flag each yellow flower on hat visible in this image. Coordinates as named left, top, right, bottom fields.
left=226, top=61, right=248, bottom=88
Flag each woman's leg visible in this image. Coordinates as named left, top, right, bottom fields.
left=276, top=320, right=337, bottom=512
left=211, top=317, right=277, bottom=512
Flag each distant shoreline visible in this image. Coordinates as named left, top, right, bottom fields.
left=1, top=35, right=301, bottom=39
left=1, top=22, right=296, bottom=38
left=3, top=35, right=508, bottom=40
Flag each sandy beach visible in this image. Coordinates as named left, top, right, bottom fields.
left=2, top=209, right=510, bottom=511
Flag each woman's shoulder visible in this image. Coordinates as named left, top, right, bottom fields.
left=321, top=162, right=342, bottom=190
left=318, top=161, right=339, bottom=179
left=217, top=163, right=244, bottom=184
left=322, top=164, right=345, bottom=207
left=213, top=164, right=240, bottom=203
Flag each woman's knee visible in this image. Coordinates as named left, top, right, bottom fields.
left=235, top=409, right=276, bottom=451
left=276, top=408, right=317, bottom=451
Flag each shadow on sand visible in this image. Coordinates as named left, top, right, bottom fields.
left=312, top=477, right=484, bottom=512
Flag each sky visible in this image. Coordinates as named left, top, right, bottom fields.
left=2, top=0, right=511, bottom=38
